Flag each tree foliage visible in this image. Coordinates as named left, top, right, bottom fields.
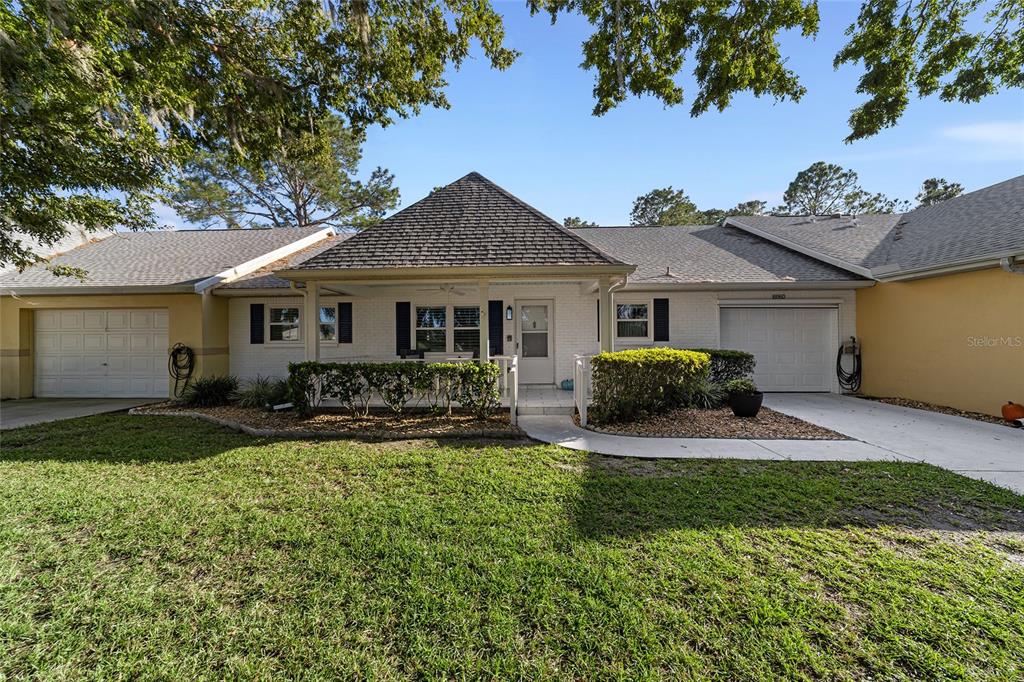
left=631, top=188, right=766, bottom=226
left=916, top=177, right=964, bottom=207
left=1, top=0, right=515, bottom=269
left=563, top=216, right=598, bottom=228
left=531, top=0, right=1021, bottom=142
left=165, top=120, right=398, bottom=230
left=778, top=162, right=908, bottom=215
left=630, top=187, right=703, bottom=226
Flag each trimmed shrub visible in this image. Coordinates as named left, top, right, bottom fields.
left=724, top=378, right=759, bottom=395
left=288, top=361, right=501, bottom=420
left=685, top=348, right=756, bottom=384
left=179, top=375, right=239, bottom=408
left=589, top=348, right=710, bottom=423
left=235, top=376, right=290, bottom=410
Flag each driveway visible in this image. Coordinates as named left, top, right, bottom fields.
left=765, top=393, right=1023, bottom=493
left=0, top=398, right=157, bottom=430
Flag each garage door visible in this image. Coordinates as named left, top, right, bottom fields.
left=720, top=307, right=835, bottom=392
left=35, top=309, right=169, bottom=398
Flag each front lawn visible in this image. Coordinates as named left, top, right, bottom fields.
left=2, top=415, right=1022, bottom=679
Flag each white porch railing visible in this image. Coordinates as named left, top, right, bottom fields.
left=507, top=355, right=519, bottom=426
left=573, top=354, right=594, bottom=427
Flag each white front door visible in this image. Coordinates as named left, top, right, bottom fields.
left=34, top=309, right=170, bottom=398
left=516, top=300, right=554, bottom=385
left=720, top=307, right=836, bottom=392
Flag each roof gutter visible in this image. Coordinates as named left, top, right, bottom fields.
left=193, top=226, right=336, bottom=293
left=1, top=284, right=196, bottom=296
left=1001, top=255, right=1024, bottom=276
left=724, top=218, right=875, bottom=278
left=873, top=249, right=1024, bottom=281
left=277, top=263, right=636, bottom=281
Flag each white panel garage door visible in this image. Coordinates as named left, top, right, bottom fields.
left=35, top=309, right=169, bottom=398
left=720, top=307, right=836, bottom=392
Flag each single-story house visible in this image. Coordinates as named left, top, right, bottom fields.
left=2, top=172, right=1021, bottom=415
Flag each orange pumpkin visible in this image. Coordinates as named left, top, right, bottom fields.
left=1001, top=401, right=1024, bottom=422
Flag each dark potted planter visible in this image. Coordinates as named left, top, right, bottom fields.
left=724, top=379, right=763, bottom=418
left=728, top=391, right=763, bottom=418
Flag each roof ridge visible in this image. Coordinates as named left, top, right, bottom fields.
left=464, top=172, right=630, bottom=266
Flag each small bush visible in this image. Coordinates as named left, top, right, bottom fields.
left=589, top=348, right=710, bottom=423
left=685, top=381, right=727, bottom=409
left=179, top=375, right=239, bottom=408
left=686, top=348, right=756, bottom=383
left=724, top=378, right=759, bottom=395
left=288, top=361, right=501, bottom=420
left=235, top=376, right=290, bottom=410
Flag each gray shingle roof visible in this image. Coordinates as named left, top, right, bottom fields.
left=727, top=175, right=1024, bottom=275
left=725, top=214, right=901, bottom=270
left=222, top=233, right=352, bottom=289
left=0, top=226, right=325, bottom=289
left=294, top=172, right=627, bottom=270
left=574, top=225, right=866, bottom=283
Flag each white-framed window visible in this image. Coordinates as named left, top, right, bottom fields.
left=453, top=306, right=481, bottom=354
left=414, top=305, right=482, bottom=354
left=319, top=305, right=337, bottom=341
left=268, top=306, right=300, bottom=342
left=616, top=302, right=649, bottom=338
left=415, top=306, right=446, bottom=353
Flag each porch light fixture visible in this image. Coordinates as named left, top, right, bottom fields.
left=505, top=305, right=513, bottom=320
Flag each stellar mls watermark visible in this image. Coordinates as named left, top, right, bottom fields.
left=966, top=336, right=1023, bottom=348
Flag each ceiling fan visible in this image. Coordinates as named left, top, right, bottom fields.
left=415, top=284, right=467, bottom=296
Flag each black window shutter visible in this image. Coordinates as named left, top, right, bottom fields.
left=395, top=301, right=411, bottom=355
left=596, top=300, right=600, bottom=341
left=653, top=298, right=670, bottom=342
left=488, top=300, right=503, bottom=356
left=338, top=302, right=353, bottom=344
left=249, top=303, right=265, bottom=344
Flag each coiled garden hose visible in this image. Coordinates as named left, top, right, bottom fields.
left=168, top=343, right=195, bottom=398
left=836, top=339, right=862, bottom=392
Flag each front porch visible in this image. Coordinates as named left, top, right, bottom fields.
left=509, top=384, right=575, bottom=415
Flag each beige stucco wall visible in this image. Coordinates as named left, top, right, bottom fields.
left=0, top=293, right=226, bottom=399
left=856, top=267, right=1024, bottom=416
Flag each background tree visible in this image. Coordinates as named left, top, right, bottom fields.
left=1, top=0, right=515, bottom=270
left=630, top=188, right=703, bottom=226
left=531, top=0, right=1022, bottom=141
left=563, top=216, right=598, bottom=228
left=916, top=178, right=964, bottom=207
left=166, top=121, right=398, bottom=230
left=698, top=200, right=769, bottom=225
left=777, top=162, right=908, bottom=215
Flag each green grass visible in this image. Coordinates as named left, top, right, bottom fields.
left=2, top=415, right=1023, bottom=680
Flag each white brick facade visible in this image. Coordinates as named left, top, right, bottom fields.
left=227, top=284, right=857, bottom=392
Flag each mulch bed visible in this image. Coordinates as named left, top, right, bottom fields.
left=133, top=403, right=520, bottom=439
left=580, top=407, right=849, bottom=440
left=856, top=395, right=1014, bottom=426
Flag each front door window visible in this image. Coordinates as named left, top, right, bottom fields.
left=520, top=305, right=548, bottom=358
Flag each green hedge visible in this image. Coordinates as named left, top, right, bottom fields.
left=288, top=361, right=501, bottom=419
left=685, top=348, right=756, bottom=383
left=589, top=348, right=710, bottom=423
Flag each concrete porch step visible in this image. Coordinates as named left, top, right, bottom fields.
left=517, top=405, right=575, bottom=416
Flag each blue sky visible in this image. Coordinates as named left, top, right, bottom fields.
left=354, top=2, right=1023, bottom=225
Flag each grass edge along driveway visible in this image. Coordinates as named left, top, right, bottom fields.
left=2, top=414, right=1023, bottom=680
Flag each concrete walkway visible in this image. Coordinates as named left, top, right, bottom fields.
left=520, top=393, right=1024, bottom=494
left=1, top=398, right=156, bottom=430
left=766, top=393, right=1023, bottom=493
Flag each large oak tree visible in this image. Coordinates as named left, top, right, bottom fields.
left=1, top=0, right=515, bottom=269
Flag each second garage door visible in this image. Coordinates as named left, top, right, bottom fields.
left=720, top=307, right=836, bottom=392
left=35, top=309, right=169, bottom=398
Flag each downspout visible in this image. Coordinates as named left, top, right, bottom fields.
left=1000, top=256, right=1024, bottom=275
